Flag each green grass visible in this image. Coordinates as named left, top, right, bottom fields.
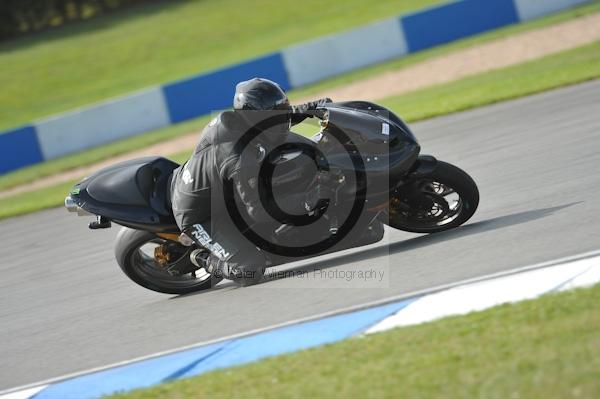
left=1, top=1, right=598, bottom=194
left=108, top=283, right=600, bottom=399
left=379, top=40, right=600, bottom=121
left=0, top=0, right=440, bottom=131
left=1, top=40, right=599, bottom=220
left=0, top=180, right=78, bottom=219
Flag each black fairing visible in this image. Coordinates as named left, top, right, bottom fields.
left=71, top=157, right=179, bottom=232
left=70, top=102, right=422, bottom=232
left=327, top=101, right=417, bottom=143
left=266, top=132, right=320, bottom=193
left=318, top=101, right=420, bottom=194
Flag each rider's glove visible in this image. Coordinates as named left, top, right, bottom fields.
left=307, top=97, right=333, bottom=110
left=292, top=98, right=332, bottom=114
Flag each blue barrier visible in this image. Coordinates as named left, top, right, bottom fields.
left=35, top=87, right=171, bottom=160
left=514, top=0, right=591, bottom=21
left=0, top=0, right=592, bottom=175
left=402, top=0, right=519, bottom=52
left=0, top=126, right=43, bottom=174
left=282, top=18, right=408, bottom=88
left=163, top=53, right=290, bottom=124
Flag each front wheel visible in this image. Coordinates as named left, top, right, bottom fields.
left=115, top=227, right=222, bottom=294
left=388, top=161, right=479, bottom=233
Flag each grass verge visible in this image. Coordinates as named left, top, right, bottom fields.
left=378, top=40, right=600, bottom=121
left=108, top=283, right=600, bottom=399
left=1, top=41, right=599, bottom=220
left=0, top=0, right=439, bottom=131
left=1, top=2, right=598, bottom=193
left=0, top=180, right=78, bottom=220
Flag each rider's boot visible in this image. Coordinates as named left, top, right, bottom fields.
left=190, top=248, right=211, bottom=271
left=190, top=249, right=264, bottom=287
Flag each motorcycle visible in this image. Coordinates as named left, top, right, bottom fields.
left=65, top=101, right=479, bottom=294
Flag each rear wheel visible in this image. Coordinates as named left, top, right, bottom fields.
left=388, top=161, right=479, bottom=233
left=115, top=227, right=222, bottom=294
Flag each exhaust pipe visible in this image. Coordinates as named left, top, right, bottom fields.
left=64, top=195, right=91, bottom=216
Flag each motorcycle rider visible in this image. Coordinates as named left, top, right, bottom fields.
left=169, top=77, right=332, bottom=286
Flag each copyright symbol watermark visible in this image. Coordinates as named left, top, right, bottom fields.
left=212, top=107, right=390, bottom=259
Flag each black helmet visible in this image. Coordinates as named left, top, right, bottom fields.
left=233, top=78, right=290, bottom=111
left=233, top=78, right=292, bottom=146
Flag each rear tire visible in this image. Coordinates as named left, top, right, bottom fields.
left=388, top=161, right=479, bottom=233
left=115, top=227, right=221, bottom=294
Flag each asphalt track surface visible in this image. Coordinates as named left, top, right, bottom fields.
left=2, top=81, right=600, bottom=390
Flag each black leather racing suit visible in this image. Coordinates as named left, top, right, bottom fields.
left=170, top=103, right=322, bottom=284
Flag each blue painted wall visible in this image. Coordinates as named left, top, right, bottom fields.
left=163, top=53, right=290, bottom=123
left=402, top=0, right=519, bottom=52
left=0, top=126, right=43, bottom=174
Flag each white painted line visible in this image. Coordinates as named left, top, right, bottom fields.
left=3, top=248, right=600, bottom=396
left=0, top=385, right=47, bottom=399
left=559, top=262, right=600, bottom=291
left=365, top=254, right=600, bottom=334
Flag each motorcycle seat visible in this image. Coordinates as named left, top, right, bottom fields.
left=86, top=156, right=179, bottom=216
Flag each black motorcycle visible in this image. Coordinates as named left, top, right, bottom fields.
left=65, top=101, right=479, bottom=294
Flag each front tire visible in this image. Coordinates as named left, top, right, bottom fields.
left=115, top=227, right=221, bottom=294
left=388, top=161, right=479, bottom=233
